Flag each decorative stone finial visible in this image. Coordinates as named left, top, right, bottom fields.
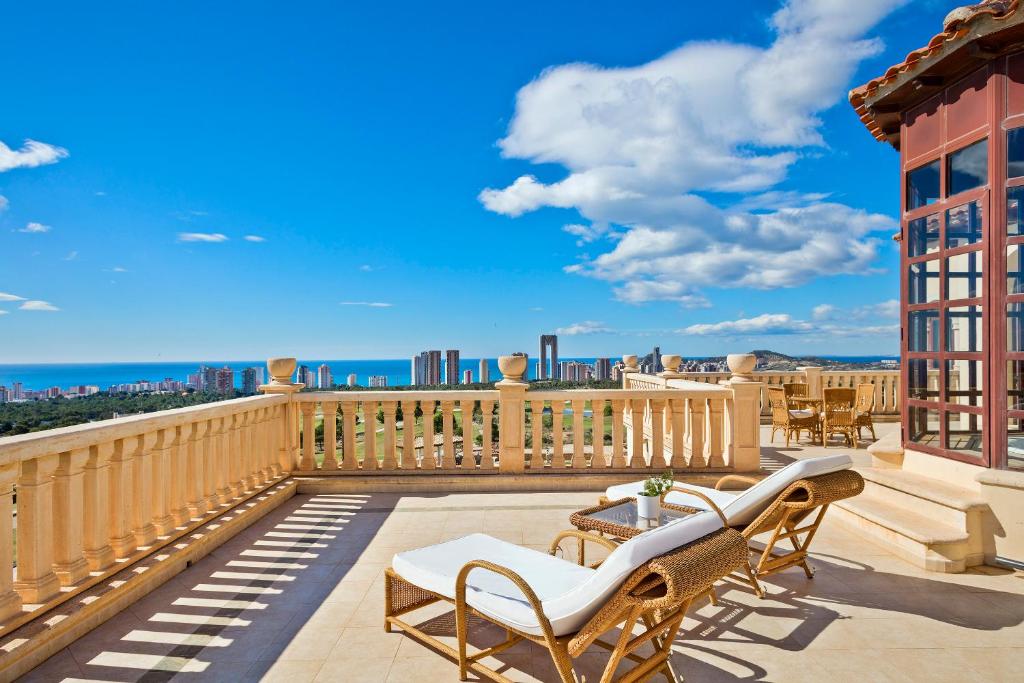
left=727, top=353, right=757, bottom=381
left=267, top=357, right=298, bottom=385
left=497, top=354, right=527, bottom=384
left=622, top=355, right=639, bottom=372
left=660, top=354, right=682, bottom=374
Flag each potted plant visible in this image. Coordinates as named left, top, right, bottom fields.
left=636, top=470, right=673, bottom=519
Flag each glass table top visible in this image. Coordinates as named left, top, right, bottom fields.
left=582, top=499, right=694, bottom=531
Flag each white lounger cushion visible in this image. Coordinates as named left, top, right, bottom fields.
left=392, top=510, right=722, bottom=637
left=605, top=453, right=854, bottom=528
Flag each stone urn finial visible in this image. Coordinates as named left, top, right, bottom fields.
left=267, top=357, right=298, bottom=385
left=727, top=353, right=757, bottom=381
left=660, top=354, right=682, bottom=375
left=497, top=354, right=527, bottom=384
left=622, top=354, right=639, bottom=372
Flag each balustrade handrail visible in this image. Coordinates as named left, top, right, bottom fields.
left=298, top=390, right=500, bottom=401
left=526, top=387, right=730, bottom=400
left=0, top=394, right=287, bottom=463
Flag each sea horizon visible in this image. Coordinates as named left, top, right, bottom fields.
left=0, top=354, right=901, bottom=392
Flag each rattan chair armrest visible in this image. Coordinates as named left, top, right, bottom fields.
left=548, top=530, right=618, bottom=562
left=667, top=485, right=729, bottom=525
left=454, top=559, right=557, bottom=641
left=715, top=474, right=759, bottom=491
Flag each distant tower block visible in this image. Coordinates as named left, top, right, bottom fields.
left=478, top=359, right=489, bottom=383
left=539, top=334, right=559, bottom=380
left=462, top=369, right=472, bottom=384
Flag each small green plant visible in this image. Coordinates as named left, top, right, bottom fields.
left=640, top=470, right=674, bottom=497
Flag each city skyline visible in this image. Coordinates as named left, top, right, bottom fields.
left=0, top=2, right=943, bottom=362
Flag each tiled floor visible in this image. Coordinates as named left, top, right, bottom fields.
left=21, top=423, right=1023, bottom=682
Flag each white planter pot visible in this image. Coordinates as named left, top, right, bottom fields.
left=636, top=494, right=661, bottom=519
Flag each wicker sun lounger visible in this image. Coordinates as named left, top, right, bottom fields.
left=385, top=511, right=747, bottom=682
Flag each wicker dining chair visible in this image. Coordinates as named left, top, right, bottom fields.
left=823, top=387, right=858, bottom=447
left=768, top=386, right=818, bottom=446
left=854, top=383, right=877, bottom=440
left=783, top=382, right=808, bottom=399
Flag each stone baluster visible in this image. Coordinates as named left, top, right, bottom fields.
left=529, top=399, right=545, bottom=470
left=571, top=399, right=586, bottom=468
left=591, top=399, right=606, bottom=468
left=228, top=412, right=245, bottom=494
left=214, top=417, right=233, bottom=504
left=82, top=443, right=116, bottom=571
left=725, top=353, right=762, bottom=472
left=363, top=400, right=378, bottom=470
left=341, top=401, right=357, bottom=469
left=685, top=398, right=706, bottom=468
left=14, top=454, right=61, bottom=603
left=648, top=399, right=666, bottom=469
left=239, top=411, right=256, bottom=491
left=669, top=398, right=687, bottom=468
left=550, top=399, right=565, bottom=468
left=187, top=421, right=208, bottom=519
left=401, top=399, right=417, bottom=469
left=707, top=398, right=725, bottom=468
left=299, top=403, right=316, bottom=471
left=0, top=463, right=22, bottom=621
left=322, top=402, right=339, bottom=470
left=133, top=433, right=159, bottom=545
left=264, top=407, right=280, bottom=479
left=460, top=399, right=475, bottom=468
left=610, top=399, right=626, bottom=468
left=108, top=438, right=137, bottom=558
left=421, top=400, right=436, bottom=468
left=496, top=355, right=528, bottom=474
left=479, top=399, right=494, bottom=469
left=151, top=428, right=174, bottom=536
left=170, top=424, right=191, bottom=526
left=203, top=419, right=222, bottom=510
left=629, top=399, right=646, bottom=468
left=441, top=400, right=456, bottom=469
left=53, top=448, right=90, bottom=586
left=381, top=401, right=398, bottom=470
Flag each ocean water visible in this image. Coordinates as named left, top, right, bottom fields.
left=0, top=355, right=900, bottom=392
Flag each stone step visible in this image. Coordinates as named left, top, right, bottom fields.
left=833, top=493, right=973, bottom=573
left=855, top=467, right=986, bottom=531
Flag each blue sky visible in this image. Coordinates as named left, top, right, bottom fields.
left=1, top=1, right=951, bottom=363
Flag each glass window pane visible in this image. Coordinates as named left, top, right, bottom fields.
left=1009, top=417, right=1024, bottom=471
left=908, top=260, right=939, bottom=304
left=946, top=305, right=983, bottom=352
left=1009, top=127, right=1024, bottom=179
left=947, top=138, right=988, bottom=197
left=908, top=405, right=940, bottom=447
left=908, top=309, right=940, bottom=352
left=1009, top=245, right=1024, bottom=295
left=945, top=201, right=983, bottom=249
left=945, top=411, right=983, bottom=454
left=907, top=160, right=940, bottom=210
left=1008, top=361, right=1024, bottom=411
left=1009, top=186, right=1024, bottom=236
left=946, top=360, right=983, bottom=407
left=1009, top=303, right=1024, bottom=352
left=908, top=214, right=940, bottom=257
left=908, top=358, right=941, bottom=401
left=945, top=251, right=983, bottom=300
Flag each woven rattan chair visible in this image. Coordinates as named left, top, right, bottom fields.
left=782, top=382, right=808, bottom=400
left=854, top=383, right=876, bottom=440
left=768, top=386, right=818, bottom=446
left=604, top=455, right=865, bottom=597
left=385, top=512, right=747, bottom=683
left=823, top=387, right=858, bottom=447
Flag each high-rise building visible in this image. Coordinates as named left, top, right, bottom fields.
left=0, top=386, right=8, bottom=403
left=187, top=372, right=201, bottom=390
left=201, top=366, right=218, bottom=392
left=595, top=358, right=612, bottom=380
left=12, top=382, right=23, bottom=400
left=416, top=350, right=442, bottom=385
left=478, top=358, right=489, bottom=383
left=462, top=369, right=473, bottom=384
left=653, top=346, right=663, bottom=374
left=347, top=373, right=357, bottom=387
left=369, top=375, right=387, bottom=388
left=242, top=367, right=259, bottom=394
left=215, top=366, right=234, bottom=394
left=539, top=334, right=559, bottom=379
left=295, top=364, right=314, bottom=387
left=318, top=363, right=333, bottom=389
left=445, top=349, right=460, bottom=385
left=411, top=354, right=423, bottom=386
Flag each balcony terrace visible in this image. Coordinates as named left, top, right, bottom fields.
left=1, top=356, right=1020, bottom=683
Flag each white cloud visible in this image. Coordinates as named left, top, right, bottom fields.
left=19, top=300, right=60, bottom=311
left=812, top=304, right=836, bottom=321
left=813, top=299, right=899, bottom=321
left=479, top=0, right=905, bottom=303
left=0, top=292, right=25, bottom=302
left=243, top=235, right=266, bottom=242
left=105, top=266, right=128, bottom=273
left=555, top=320, right=613, bottom=335
left=613, top=280, right=710, bottom=308
left=62, top=250, right=78, bottom=261
left=177, top=232, right=228, bottom=243
left=339, top=301, right=393, bottom=308
left=19, top=222, right=51, bottom=234
left=0, top=310, right=7, bottom=316
left=0, top=139, right=69, bottom=172
left=0, top=195, right=8, bottom=211
left=683, top=314, right=814, bottom=336
left=359, top=264, right=374, bottom=272
left=563, top=223, right=609, bottom=245
left=94, top=191, right=106, bottom=197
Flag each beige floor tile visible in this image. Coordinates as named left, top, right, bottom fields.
left=314, top=657, right=394, bottom=682
left=248, top=658, right=326, bottom=682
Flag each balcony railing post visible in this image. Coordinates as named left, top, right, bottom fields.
left=0, top=463, right=21, bottom=622
left=726, top=353, right=763, bottom=473
left=14, top=453, right=61, bottom=603
left=170, top=424, right=192, bottom=526
left=108, top=438, right=137, bottom=558
left=151, top=428, right=175, bottom=536
left=187, top=421, right=209, bottom=519
left=799, top=366, right=823, bottom=399
left=497, top=355, right=528, bottom=474
left=53, top=447, right=90, bottom=586
left=82, top=442, right=116, bottom=572
left=322, top=401, right=340, bottom=470
left=132, top=432, right=159, bottom=546
left=621, top=354, right=640, bottom=389
left=259, top=357, right=303, bottom=475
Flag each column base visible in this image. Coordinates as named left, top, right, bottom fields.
left=0, top=590, right=23, bottom=622
left=109, top=532, right=137, bottom=559
left=83, top=545, right=116, bottom=572
left=54, top=557, right=90, bottom=586
left=171, top=506, right=191, bottom=527
left=152, top=514, right=175, bottom=537
left=187, top=500, right=209, bottom=519
left=217, top=487, right=234, bottom=504
left=133, top=523, right=157, bottom=547
left=13, top=571, right=61, bottom=604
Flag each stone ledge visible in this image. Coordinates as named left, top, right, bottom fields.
left=858, top=467, right=987, bottom=511
left=835, top=495, right=969, bottom=545
left=977, top=468, right=1024, bottom=490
